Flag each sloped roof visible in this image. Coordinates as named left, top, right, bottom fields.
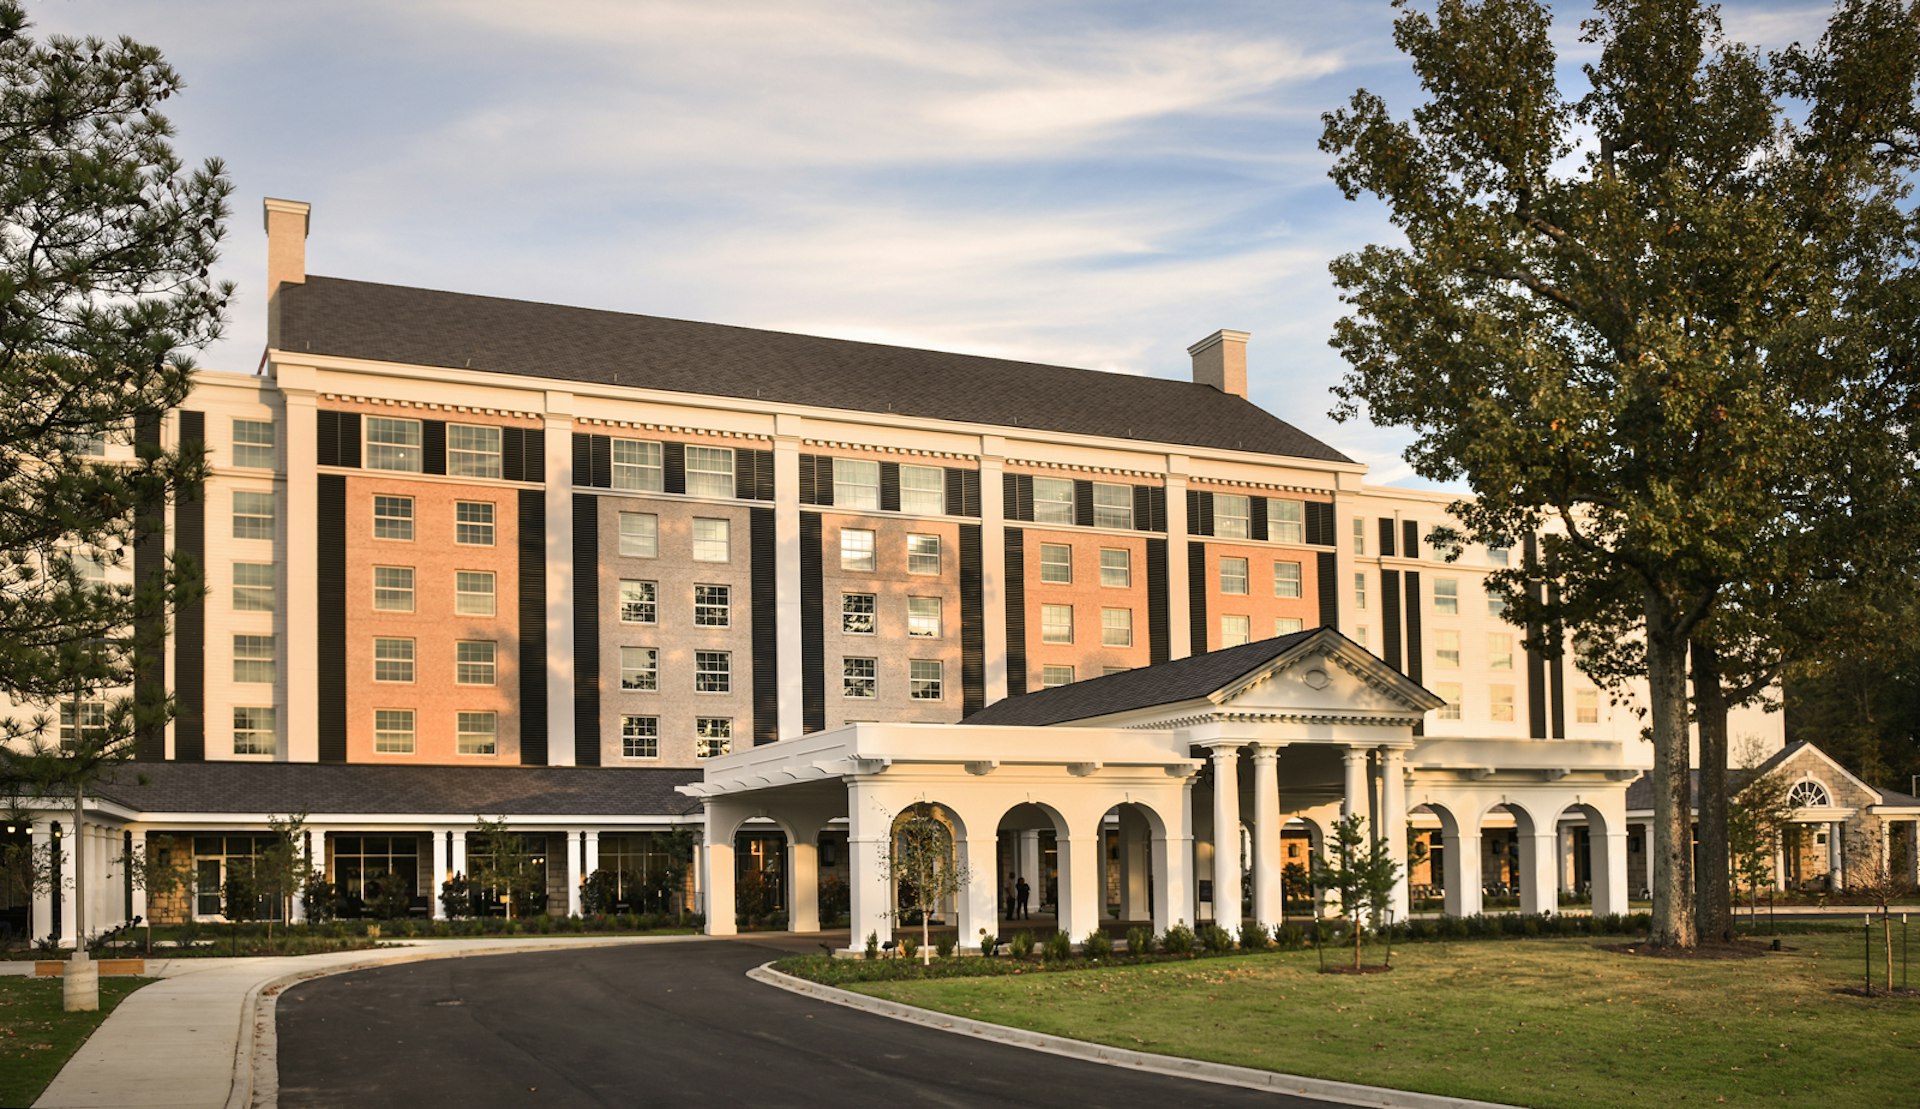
left=276, top=276, right=1352, bottom=462
left=1621, top=741, right=1920, bottom=812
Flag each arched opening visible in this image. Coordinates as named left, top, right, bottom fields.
left=1095, top=801, right=1170, bottom=935
left=1478, top=802, right=1555, bottom=914
left=733, top=820, right=788, bottom=931
left=887, top=802, right=966, bottom=940
left=1283, top=815, right=1326, bottom=917
left=1409, top=802, right=1468, bottom=916
left=1550, top=803, right=1624, bottom=917
left=995, top=802, right=1067, bottom=932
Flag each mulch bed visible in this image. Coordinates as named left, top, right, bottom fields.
left=1833, top=985, right=1920, bottom=999
left=1597, top=939, right=1782, bottom=960
left=1319, top=964, right=1395, bottom=974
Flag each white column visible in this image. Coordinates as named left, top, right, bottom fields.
left=1017, top=830, right=1042, bottom=905
left=127, top=829, right=149, bottom=926
left=1165, top=460, right=1191, bottom=659
left=845, top=786, right=889, bottom=950
left=543, top=398, right=576, bottom=764
left=1521, top=831, right=1559, bottom=915
left=583, top=830, right=601, bottom=882
left=1250, top=744, right=1284, bottom=931
left=773, top=424, right=804, bottom=739
left=1379, top=749, right=1409, bottom=920
left=1341, top=748, right=1370, bottom=840
left=1830, top=821, right=1845, bottom=891
left=565, top=830, right=583, bottom=916
left=1158, top=774, right=1198, bottom=933
left=58, top=821, right=77, bottom=946
left=704, top=821, right=738, bottom=938
left=1208, top=743, right=1243, bottom=929
left=30, top=821, right=55, bottom=943
left=430, top=829, right=450, bottom=920
left=979, top=442, right=1008, bottom=704
left=958, top=826, right=999, bottom=950
left=450, top=829, right=468, bottom=884
left=1057, top=828, right=1102, bottom=943
left=1443, top=827, right=1483, bottom=917
left=1119, top=808, right=1150, bottom=921
left=1591, top=831, right=1630, bottom=918
left=788, top=833, right=820, bottom=933
left=278, top=375, right=319, bottom=763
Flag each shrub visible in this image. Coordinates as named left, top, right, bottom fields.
left=1275, top=923, right=1306, bottom=949
left=1201, top=923, right=1236, bottom=954
left=1125, top=926, right=1154, bottom=956
left=1161, top=922, right=1196, bottom=957
left=581, top=869, right=620, bottom=916
left=899, top=934, right=919, bottom=961
left=1010, top=930, right=1035, bottom=959
left=978, top=932, right=999, bottom=956
left=1082, top=929, right=1113, bottom=960
left=1043, top=931, right=1073, bottom=963
left=864, top=931, right=880, bottom=961
left=935, top=933, right=956, bottom=959
left=1239, top=921, right=1270, bottom=950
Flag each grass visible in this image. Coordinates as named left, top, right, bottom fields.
left=845, top=932, right=1920, bottom=1108
left=0, top=976, right=151, bottom=1108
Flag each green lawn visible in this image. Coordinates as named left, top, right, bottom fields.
left=0, top=976, right=152, bottom=1108
left=850, top=934, right=1920, bottom=1108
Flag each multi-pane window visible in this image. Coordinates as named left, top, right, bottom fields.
left=694, top=584, right=730, bottom=627
left=1488, top=633, right=1514, bottom=671
left=619, top=580, right=657, bottom=623
left=695, top=717, right=732, bottom=758
left=907, top=596, right=941, bottom=638
left=909, top=659, right=943, bottom=700
left=1489, top=685, right=1516, bottom=722
left=1220, top=557, right=1249, bottom=595
left=1487, top=545, right=1511, bottom=567
left=1274, top=617, right=1304, bottom=635
left=1488, top=592, right=1509, bottom=618
left=1355, top=625, right=1370, bottom=648
left=907, top=534, right=940, bottom=575
left=457, top=711, right=497, bottom=756
left=842, top=593, right=876, bottom=634
left=373, top=495, right=414, bottom=540
left=71, top=547, right=108, bottom=584
left=620, top=646, right=658, bottom=691
left=456, top=640, right=496, bottom=685
left=59, top=702, right=107, bottom=749
left=1039, top=543, right=1072, bottom=584
left=1434, top=629, right=1461, bottom=667
left=692, top=518, right=730, bottom=562
left=901, top=464, right=944, bottom=514
left=456, top=571, right=496, bottom=616
left=1575, top=688, right=1600, bottom=724
left=1100, top=548, right=1131, bottom=588
left=686, top=446, right=735, bottom=498
left=373, top=637, right=416, bottom=682
left=232, top=419, right=275, bottom=468
left=840, top=529, right=875, bottom=571
left=1040, top=665, right=1075, bottom=688
left=843, top=657, right=877, bottom=699
left=447, top=424, right=502, bottom=478
left=233, top=706, right=276, bottom=755
left=1221, top=614, right=1251, bottom=647
left=1352, top=516, right=1367, bottom=555
left=621, top=715, right=659, bottom=759
left=834, top=459, right=881, bottom=510
left=1434, top=578, right=1459, bottom=614
left=1214, top=494, right=1250, bottom=538
left=234, top=563, right=275, bottom=611
left=1101, top=607, right=1133, bottom=647
left=1092, top=482, right=1132, bottom=529
left=373, top=566, right=415, bottom=612
left=374, top=709, right=415, bottom=754
left=618, top=512, right=657, bottom=557
left=1032, top=477, right=1075, bottom=524
left=233, top=491, right=275, bottom=539
left=1435, top=682, right=1463, bottom=721
left=1354, top=573, right=1368, bottom=610
left=1273, top=560, right=1301, bottom=598
left=365, top=416, right=423, bottom=472
left=611, top=439, right=664, bottom=492
left=1041, top=603, right=1074, bottom=643
left=1270, top=499, right=1305, bottom=543
left=695, top=650, right=731, bottom=693
left=233, top=634, right=275, bottom=683
left=455, top=501, right=495, bottom=546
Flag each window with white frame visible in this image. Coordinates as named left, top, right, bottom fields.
left=619, top=580, right=657, bottom=623
left=1354, top=573, right=1368, bottom=610
left=1032, top=477, right=1074, bottom=524
left=1435, top=682, right=1463, bottom=720
left=233, top=491, right=275, bottom=540
left=71, top=547, right=108, bottom=584
left=233, top=634, right=275, bottom=683
left=1040, top=665, right=1075, bottom=688
left=694, top=583, right=730, bottom=627
left=1489, top=685, right=1515, bottom=722
left=840, top=528, right=875, bottom=571
left=1041, top=603, right=1073, bottom=643
left=843, top=657, right=877, bottom=698
left=457, top=711, right=497, bottom=756
left=233, top=419, right=275, bottom=469
left=373, top=709, right=415, bottom=754
left=1039, top=543, right=1072, bottom=583
left=1488, top=592, right=1509, bottom=618
left=1214, top=494, right=1250, bottom=538
left=456, top=571, right=496, bottom=616
left=692, top=518, right=730, bottom=562
left=1575, top=687, right=1599, bottom=724
left=621, top=715, right=659, bottom=758
left=233, top=706, right=276, bottom=755
left=1221, top=614, right=1250, bottom=647
left=1352, top=516, right=1366, bottom=554
left=620, top=646, right=658, bottom=691
left=685, top=445, right=735, bottom=498
left=909, top=659, right=943, bottom=700
left=1487, top=545, right=1511, bottom=567
left=59, top=702, right=107, bottom=749
left=234, top=563, right=275, bottom=611
left=447, top=424, right=502, bottom=478
left=834, top=459, right=880, bottom=510
left=1269, top=498, right=1305, bottom=543
left=373, top=495, right=414, bottom=541
left=1104, top=666, right=1130, bottom=676
left=618, top=512, right=658, bottom=558
left=1220, top=556, right=1249, bottom=595
left=373, top=566, right=414, bottom=612
left=695, top=650, right=731, bottom=693
left=1101, top=607, right=1133, bottom=647
left=1434, top=629, right=1461, bottom=668
left=842, top=593, right=875, bottom=634
left=907, top=596, right=941, bottom=638
left=1274, top=616, right=1305, bottom=635
left=1488, top=633, right=1513, bottom=671
left=1433, top=578, right=1458, bottom=614
left=611, top=438, right=664, bottom=492
left=1100, top=548, right=1131, bottom=588
left=373, top=637, right=415, bottom=683
left=66, top=428, right=106, bottom=456
left=1355, top=625, right=1369, bottom=647
left=695, top=717, right=732, bottom=758
left=901, top=464, right=944, bottom=514
left=1092, top=482, right=1132, bottom=529
left=365, top=416, right=423, bottom=472
left=1273, top=560, right=1301, bottom=598
left=455, top=501, right=495, bottom=546
left=907, top=534, right=940, bottom=575
left=457, top=640, right=496, bottom=686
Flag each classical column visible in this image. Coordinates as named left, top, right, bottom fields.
left=1379, top=748, right=1409, bottom=920
left=1341, top=748, right=1371, bottom=840
left=1910, top=819, right=1920, bottom=888
left=127, top=830, right=148, bottom=926
left=450, top=829, right=468, bottom=885
left=772, top=422, right=804, bottom=739
left=1830, top=821, right=1845, bottom=891
left=278, top=375, right=319, bottom=763
left=583, top=830, right=601, bottom=884
left=1443, top=825, right=1483, bottom=917
left=1249, top=744, right=1285, bottom=931
left=1165, top=459, right=1191, bottom=659
left=845, top=787, right=889, bottom=951
left=542, top=397, right=577, bottom=764
left=979, top=442, right=1008, bottom=703
left=1591, top=829, right=1630, bottom=918
left=1119, top=807, right=1151, bottom=922
left=1207, top=742, right=1244, bottom=929
left=430, top=829, right=450, bottom=920
left=1058, top=828, right=1102, bottom=944
left=1156, top=773, right=1198, bottom=934
left=787, top=831, right=820, bottom=933
left=704, top=830, right=738, bottom=938
left=1520, top=829, right=1559, bottom=915
left=565, top=830, right=583, bottom=916
left=1017, top=830, right=1042, bottom=906
left=958, top=823, right=999, bottom=950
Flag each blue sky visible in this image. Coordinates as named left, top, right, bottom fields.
left=32, top=0, right=1836, bottom=485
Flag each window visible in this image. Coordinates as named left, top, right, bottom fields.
left=331, top=835, right=419, bottom=905
left=1488, top=633, right=1513, bottom=671
left=71, top=547, right=108, bottom=584
left=620, top=646, right=658, bottom=691
left=834, top=459, right=880, bottom=510
left=447, top=424, right=502, bottom=478
left=457, top=640, right=497, bottom=685
left=1352, top=516, right=1366, bottom=555
left=694, top=583, right=730, bottom=627
left=373, top=566, right=415, bottom=612
left=1355, top=625, right=1369, bottom=648
left=686, top=445, right=735, bottom=498
left=843, top=657, right=877, bottom=698
left=1274, top=616, right=1305, bottom=635
left=1039, top=543, right=1072, bottom=584
left=233, top=419, right=275, bottom=468
left=1041, top=603, right=1073, bottom=643
left=1092, top=482, right=1132, bottom=529
left=695, top=717, right=732, bottom=758
left=907, top=534, right=940, bottom=575
left=621, top=715, right=659, bottom=759
left=1434, top=629, right=1461, bottom=668
left=619, top=580, right=657, bottom=624
left=1488, top=592, right=1509, bottom=618
left=1221, top=614, right=1250, bottom=647
left=1032, top=476, right=1075, bottom=524
left=456, top=501, right=495, bottom=546
left=1041, top=665, right=1075, bottom=688
left=1788, top=780, right=1830, bottom=808
left=457, top=711, right=497, bottom=756
left=1487, top=545, right=1511, bottom=567
left=1220, top=556, right=1249, bottom=595
left=1269, top=498, right=1305, bottom=543
left=365, top=416, right=423, bottom=472
left=1433, top=578, right=1459, bottom=614
left=69, top=429, right=106, bottom=456
left=233, top=706, right=276, bottom=755
left=373, top=495, right=414, bottom=540
left=234, top=563, right=275, bottom=611
left=901, top=464, right=944, bottom=514
left=1103, top=666, right=1130, bottom=676
left=1575, top=688, right=1599, bottom=725
left=59, top=702, right=107, bottom=749
left=374, top=709, right=415, bottom=754
left=618, top=512, right=657, bottom=558
left=840, top=528, right=875, bottom=571
left=695, top=650, right=731, bottom=693
left=611, top=438, right=663, bottom=492
left=1215, top=494, right=1250, bottom=538
left=842, top=593, right=876, bottom=634
left=1354, top=573, right=1368, bottom=610
left=1100, top=548, right=1131, bottom=588
left=1435, top=682, right=1463, bottom=721
left=233, top=491, right=274, bottom=539
left=689, top=517, right=730, bottom=562
left=456, top=571, right=496, bottom=616
left=233, top=634, right=275, bottom=683
left=373, top=638, right=415, bottom=683
left=1101, top=607, right=1133, bottom=647
left=1489, top=685, right=1515, bottom=722
left=1273, top=560, right=1301, bottom=598
left=908, top=596, right=941, bottom=638
left=909, top=659, right=943, bottom=700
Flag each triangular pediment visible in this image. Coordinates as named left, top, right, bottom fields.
left=1211, top=630, right=1444, bottom=719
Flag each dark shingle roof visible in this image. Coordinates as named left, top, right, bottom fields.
left=278, top=276, right=1352, bottom=462
left=959, top=630, right=1321, bottom=728
left=1618, top=742, right=1920, bottom=812
left=87, top=761, right=702, bottom=818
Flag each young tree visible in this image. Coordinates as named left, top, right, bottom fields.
left=1725, top=754, right=1796, bottom=926
left=1311, top=813, right=1408, bottom=970
left=469, top=817, right=543, bottom=920
left=1321, top=0, right=1920, bottom=948
left=879, top=804, right=969, bottom=965
left=251, top=814, right=313, bottom=947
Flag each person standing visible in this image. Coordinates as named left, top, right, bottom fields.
left=1005, top=873, right=1017, bottom=920
left=1016, top=876, right=1031, bottom=920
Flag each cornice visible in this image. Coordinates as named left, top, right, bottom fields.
left=319, top=393, right=543, bottom=421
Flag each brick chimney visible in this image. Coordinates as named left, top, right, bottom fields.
left=263, top=197, right=310, bottom=350
left=1188, top=329, right=1249, bottom=399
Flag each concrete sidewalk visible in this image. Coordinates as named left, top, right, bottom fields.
left=7, top=934, right=713, bottom=1109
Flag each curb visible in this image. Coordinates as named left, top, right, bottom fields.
left=747, top=963, right=1516, bottom=1109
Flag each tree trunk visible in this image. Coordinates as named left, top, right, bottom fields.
left=1691, top=636, right=1733, bottom=944
left=72, top=784, right=86, bottom=957
left=1646, top=602, right=1698, bottom=947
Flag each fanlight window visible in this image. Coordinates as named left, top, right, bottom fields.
left=1787, top=780, right=1830, bottom=808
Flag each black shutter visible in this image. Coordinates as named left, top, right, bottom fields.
left=1189, top=491, right=1214, bottom=537
left=663, top=441, right=686, bottom=495
left=1526, top=534, right=1549, bottom=737
left=800, top=454, right=819, bottom=504
left=1381, top=568, right=1403, bottom=671
left=756, top=449, right=775, bottom=501
left=813, top=457, right=835, bottom=507
left=960, top=524, right=985, bottom=716
left=735, top=448, right=775, bottom=501
left=1133, top=486, right=1154, bottom=532
left=338, top=411, right=361, bottom=468
left=523, top=428, right=545, bottom=483
left=1250, top=496, right=1270, bottom=542
left=518, top=490, right=548, bottom=765
left=880, top=461, right=901, bottom=512
left=1403, top=519, right=1419, bottom=560
left=751, top=507, right=779, bottom=743
left=316, top=473, right=347, bottom=763
left=1014, top=474, right=1033, bottom=521
left=1306, top=500, right=1335, bottom=547
left=316, top=409, right=339, bottom=467
left=1004, top=528, right=1027, bottom=696
left=1316, top=551, right=1339, bottom=629
left=572, top=494, right=601, bottom=767
left=174, top=411, right=207, bottom=761
left=1188, top=541, right=1210, bottom=655
left=572, top=434, right=593, bottom=487
left=590, top=435, right=612, bottom=489
left=133, top=412, right=168, bottom=759
left=1073, top=480, right=1094, bottom=528
left=502, top=427, right=526, bottom=482
left=1149, top=486, right=1167, bottom=533
left=1404, top=571, right=1423, bottom=685
left=1548, top=580, right=1566, bottom=739
left=961, top=469, right=981, bottom=517
left=422, top=419, right=447, bottom=475
left=1379, top=518, right=1397, bottom=558
left=1147, top=537, right=1171, bottom=665
left=947, top=468, right=967, bottom=517
left=800, top=513, right=825, bottom=732
left=735, top=449, right=757, bottom=500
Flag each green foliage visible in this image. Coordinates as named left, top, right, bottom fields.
left=1274, top=923, right=1308, bottom=950
left=1201, top=923, right=1237, bottom=954
left=934, top=932, right=956, bottom=959
left=1281, top=862, right=1313, bottom=902
left=1125, top=925, right=1154, bottom=956
left=1310, top=814, right=1405, bottom=968
left=1081, top=929, right=1113, bottom=960
left=580, top=868, right=619, bottom=916
left=467, top=817, right=543, bottom=920
left=863, top=930, right=880, bottom=961
left=1008, top=929, right=1035, bottom=959
left=978, top=932, right=999, bottom=956
left=898, top=934, right=919, bottom=962
left=1043, top=930, right=1073, bottom=963
left=1239, top=921, right=1270, bottom=951
left=1159, top=922, right=1196, bottom=957
left=879, top=803, right=969, bottom=963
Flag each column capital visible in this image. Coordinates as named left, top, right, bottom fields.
left=1202, top=741, right=1244, bottom=760
left=1342, top=746, right=1370, bottom=767
left=1248, top=741, right=1288, bottom=760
